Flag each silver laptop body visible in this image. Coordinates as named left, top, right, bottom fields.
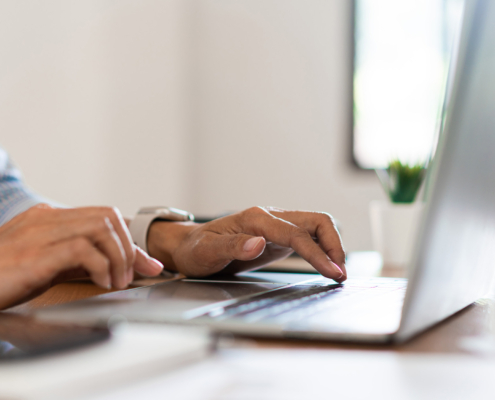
left=37, top=0, right=495, bottom=343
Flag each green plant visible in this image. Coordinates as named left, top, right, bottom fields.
left=376, top=160, right=427, bottom=203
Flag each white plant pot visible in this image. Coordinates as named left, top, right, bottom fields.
left=369, top=200, right=424, bottom=269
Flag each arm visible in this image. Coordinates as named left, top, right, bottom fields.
left=0, top=149, right=163, bottom=309
left=0, top=148, right=345, bottom=308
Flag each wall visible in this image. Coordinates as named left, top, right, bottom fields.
left=191, top=0, right=385, bottom=250
left=0, top=0, right=193, bottom=213
left=0, top=0, right=385, bottom=251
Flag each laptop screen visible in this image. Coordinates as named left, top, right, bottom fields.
left=398, top=0, right=495, bottom=341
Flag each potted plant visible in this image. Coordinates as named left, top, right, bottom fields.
left=370, top=160, right=427, bottom=268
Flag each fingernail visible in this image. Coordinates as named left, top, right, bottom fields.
left=102, top=277, right=111, bottom=290
left=244, top=237, right=263, bottom=252
left=148, top=257, right=164, bottom=272
left=331, top=261, right=344, bottom=279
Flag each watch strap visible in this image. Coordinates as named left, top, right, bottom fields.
left=129, top=212, right=161, bottom=254
left=129, top=207, right=194, bottom=254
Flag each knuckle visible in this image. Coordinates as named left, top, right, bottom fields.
left=107, top=206, right=122, bottom=219
left=236, top=207, right=269, bottom=227
left=319, top=212, right=336, bottom=225
left=241, top=207, right=269, bottom=224
left=245, top=206, right=265, bottom=216
left=110, top=206, right=122, bottom=218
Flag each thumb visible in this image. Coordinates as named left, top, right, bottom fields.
left=218, top=234, right=266, bottom=262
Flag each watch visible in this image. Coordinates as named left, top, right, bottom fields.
left=129, top=206, right=195, bottom=254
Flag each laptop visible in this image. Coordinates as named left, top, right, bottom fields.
left=37, top=0, right=495, bottom=343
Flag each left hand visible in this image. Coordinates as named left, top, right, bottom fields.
left=147, top=207, right=346, bottom=283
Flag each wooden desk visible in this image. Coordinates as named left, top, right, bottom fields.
left=6, top=271, right=494, bottom=357
left=4, top=253, right=494, bottom=400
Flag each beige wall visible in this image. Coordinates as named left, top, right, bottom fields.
left=0, top=0, right=193, bottom=211
left=0, top=0, right=386, bottom=251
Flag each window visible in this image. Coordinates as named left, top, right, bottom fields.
left=352, top=0, right=464, bottom=169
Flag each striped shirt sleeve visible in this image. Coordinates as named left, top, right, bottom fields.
left=0, top=148, right=46, bottom=226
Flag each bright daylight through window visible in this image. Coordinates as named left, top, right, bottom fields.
left=353, top=0, right=464, bottom=169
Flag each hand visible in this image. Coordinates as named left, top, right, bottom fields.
left=0, top=204, right=163, bottom=310
left=148, top=207, right=346, bottom=282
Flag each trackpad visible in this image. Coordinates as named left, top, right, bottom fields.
left=186, top=271, right=320, bottom=285
left=139, top=271, right=321, bottom=303
left=36, top=272, right=320, bottom=325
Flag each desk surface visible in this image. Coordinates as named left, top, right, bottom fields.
left=6, top=254, right=494, bottom=357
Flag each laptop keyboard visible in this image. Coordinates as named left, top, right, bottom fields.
left=205, top=284, right=343, bottom=321
left=200, top=278, right=407, bottom=325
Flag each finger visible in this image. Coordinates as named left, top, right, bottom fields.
left=195, top=233, right=266, bottom=270
left=132, top=246, right=164, bottom=277
left=269, top=210, right=347, bottom=277
left=91, top=207, right=134, bottom=272
left=236, top=208, right=345, bottom=282
left=35, top=206, right=136, bottom=277
left=15, top=206, right=134, bottom=287
left=35, top=216, right=129, bottom=289
left=41, top=238, right=112, bottom=289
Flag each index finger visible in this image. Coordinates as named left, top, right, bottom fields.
left=268, top=209, right=346, bottom=277
left=235, top=208, right=345, bottom=282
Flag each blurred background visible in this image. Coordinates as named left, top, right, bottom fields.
left=0, top=0, right=462, bottom=252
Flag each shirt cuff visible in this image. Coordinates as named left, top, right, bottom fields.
left=0, top=182, right=63, bottom=226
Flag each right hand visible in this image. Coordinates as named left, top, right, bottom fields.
left=148, top=206, right=346, bottom=281
left=0, top=204, right=164, bottom=310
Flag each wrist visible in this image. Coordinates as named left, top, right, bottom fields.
left=147, top=221, right=198, bottom=272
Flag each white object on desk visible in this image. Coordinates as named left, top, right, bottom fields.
left=86, top=348, right=495, bottom=400
left=263, top=251, right=383, bottom=277
left=0, top=324, right=212, bottom=400
left=370, top=200, right=424, bottom=269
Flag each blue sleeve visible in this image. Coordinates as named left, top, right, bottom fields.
left=0, top=148, right=46, bottom=226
